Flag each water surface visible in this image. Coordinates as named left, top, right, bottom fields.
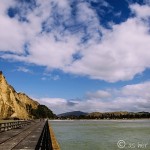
left=50, top=120, right=150, bottom=150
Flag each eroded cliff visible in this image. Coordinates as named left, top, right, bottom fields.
left=0, top=71, right=39, bottom=119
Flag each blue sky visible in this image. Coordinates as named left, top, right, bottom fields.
left=0, top=0, right=150, bottom=114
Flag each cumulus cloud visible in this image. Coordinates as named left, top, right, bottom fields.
left=38, top=98, right=78, bottom=114
left=65, top=16, right=150, bottom=82
left=36, top=81, right=150, bottom=114
left=130, top=3, right=150, bottom=18
left=0, top=1, right=150, bottom=82
left=0, top=4, right=26, bottom=53
left=121, top=82, right=150, bottom=98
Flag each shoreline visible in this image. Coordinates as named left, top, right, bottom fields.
left=49, top=118, right=150, bottom=121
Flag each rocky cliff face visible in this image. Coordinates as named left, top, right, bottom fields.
left=0, top=71, right=39, bottom=119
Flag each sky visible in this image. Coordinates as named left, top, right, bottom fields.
left=0, top=0, right=150, bottom=114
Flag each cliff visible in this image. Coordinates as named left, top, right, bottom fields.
left=0, top=71, right=39, bottom=119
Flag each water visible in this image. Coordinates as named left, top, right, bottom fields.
left=49, top=120, right=150, bottom=150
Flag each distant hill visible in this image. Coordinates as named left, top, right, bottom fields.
left=88, top=111, right=129, bottom=118
left=0, top=71, right=55, bottom=119
left=58, top=110, right=150, bottom=119
left=87, top=111, right=150, bottom=119
left=58, top=111, right=88, bottom=117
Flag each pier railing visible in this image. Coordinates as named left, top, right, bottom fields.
left=0, top=120, right=60, bottom=150
left=36, top=120, right=53, bottom=150
left=0, top=120, right=31, bottom=132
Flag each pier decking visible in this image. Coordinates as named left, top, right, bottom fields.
left=0, top=120, right=60, bottom=150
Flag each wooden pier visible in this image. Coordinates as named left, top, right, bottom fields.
left=0, top=120, right=60, bottom=150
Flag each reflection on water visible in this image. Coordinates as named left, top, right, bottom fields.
left=49, top=120, right=150, bottom=150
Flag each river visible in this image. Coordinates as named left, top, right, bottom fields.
left=49, top=120, right=150, bottom=150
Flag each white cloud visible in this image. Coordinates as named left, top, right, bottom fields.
left=41, top=74, right=60, bottom=81
left=130, top=3, right=150, bottom=18
left=35, top=82, right=150, bottom=114
left=0, top=12, right=26, bottom=53
left=41, top=77, right=46, bottom=81
left=86, top=90, right=111, bottom=99
left=38, top=98, right=77, bottom=114
left=65, top=17, right=150, bottom=82
left=16, top=66, right=32, bottom=73
left=52, top=75, right=60, bottom=80
left=121, top=81, right=150, bottom=98
left=0, top=1, right=150, bottom=82
left=42, top=72, right=60, bottom=81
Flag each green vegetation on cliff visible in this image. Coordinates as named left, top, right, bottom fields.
left=31, top=105, right=55, bottom=119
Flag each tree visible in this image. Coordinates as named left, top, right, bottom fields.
left=31, top=105, right=55, bottom=119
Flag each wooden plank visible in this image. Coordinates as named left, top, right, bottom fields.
left=0, top=120, right=54, bottom=150
left=12, top=121, right=45, bottom=150
left=0, top=123, right=32, bottom=144
left=0, top=121, right=44, bottom=150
